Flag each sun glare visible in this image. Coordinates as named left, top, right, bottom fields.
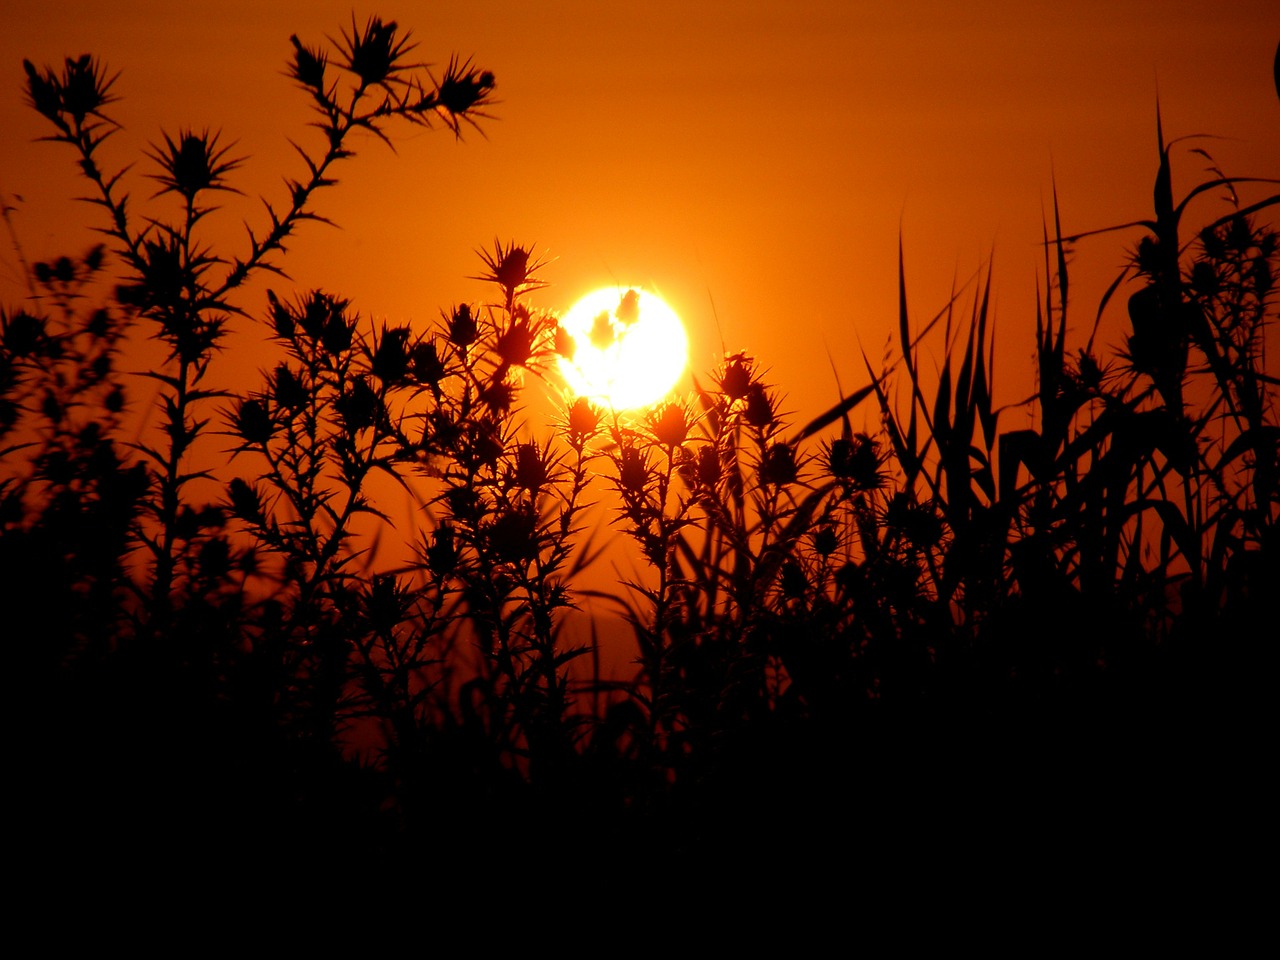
left=557, top=287, right=688, bottom=410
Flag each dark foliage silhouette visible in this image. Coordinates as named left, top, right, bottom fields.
left=6, top=15, right=1276, bottom=891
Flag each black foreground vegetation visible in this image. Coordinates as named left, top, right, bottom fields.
left=6, top=18, right=1276, bottom=887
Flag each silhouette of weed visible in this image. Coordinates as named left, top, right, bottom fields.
left=5, top=16, right=1276, bottom=886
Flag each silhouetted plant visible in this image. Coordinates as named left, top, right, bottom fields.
left=7, top=20, right=1276, bottom=877
left=1, top=246, right=144, bottom=672
left=19, top=17, right=495, bottom=648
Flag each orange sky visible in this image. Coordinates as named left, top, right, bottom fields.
left=2, top=0, right=1277, bottom=431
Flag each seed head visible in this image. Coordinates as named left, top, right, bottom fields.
left=472, top=239, right=549, bottom=302
left=493, top=313, right=539, bottom=368
left=742, top=383, right=776, bottom=429
left=2, top=311, right=45, bottom=357
left=24, top=55, right=118, bottom=125
left=485, top=505, right=539, bottom=564
left=288, top=35, right=328, bottom=91
left=273, top=363, right=307, bottom=410
left=480, top=376, right=517, bottom=414
left=412, top=339, right=446, bottom=386
left=588, top=311, right=615, bottom=350
left=370, top=325, right=412, bottom=383
left=716, top=352, right=756, bottom=402
left=23, top=60, right=62, bottom=121
left=693, top=444, right=721, bottom=488
left=812, top=525, right=840, bottom=557
left=446, top=303, right=478, bottom=347
left=336, top=377, right=381, bottom=431
left=514, top=441, right=552, bottom=494
left=322, top=307, right=354, bottom=355
left=553, top=321, right=576, bottom=359
left=147, top=129, right=243, bottom=202
left=826, top=433, right=884, bottom=491
left=233, top=397, right=274, bottom=445
left=228, top=477, right=263, bottom=523
left=60, top=54, right=116, bottom=124
left=886, top=493, right=943, bottom=549
left=564, top=396, right=602, bottom=446
left=426, top=524, right=458, bottom=577
left=779, top=560, right=807, bottom=600
left=435, top=55, right=496, bottom=119
left=646, top=400, right=690, bottom=448
left=301, top=291, right=348, bottom=340
left=616, top=442, right=652, bottom=498
left=758, top=442, right=797, bottom=487
left=336, top=15, right=415, bottom=88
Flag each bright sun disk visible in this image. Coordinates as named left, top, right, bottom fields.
left=557, top=287, right=688, bottom=410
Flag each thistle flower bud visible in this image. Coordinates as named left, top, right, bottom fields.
left=514, top=442, right=551, bottom=493
left=480, top=377, right=516, bottom=414
left=2, top=311, right=45, bottom=357
left=273, top=363, right=307, bottom=410
left=716, top=352, right=755, bottom=402
left=436, top=55, right=496, bottom=115
left=147, top=129, right=242, bottom=202
left=565, top=396, right=602, bottom=446
left=23, top=60, right=62, bottom=121
left=322, top=310, right=354, bottom=355
left=694, top=444, right=721, bottom=488
left=447, top=303, right=478, bottom=347
left=412, top=339, right=446, bottom=385
left=371, top=326, right=412, bottom=383
left=234, top=397, right=274, bottom=444
left=758, top=442, right=797, bottom=487
left=336, top=377, right=380, bottom=430
left=812, top=525, right=840, bottom=557
left=647, top=401, right=689, bottom=448
left=472, top=240, right=548, bottom=302
left=104, top=384, right=125, bottom=414
left=485, top=505, right=539, bottom=563
left=1189, top=260, right=1219, bottom=298
left=446, top=485, right=481, bottom=522
left=426, top=524, right=458, bottom=576
left=494, top=316, right=537, bottom=368
left=780, top=560, right=807, bottom=599
left=364, top=574, right=404, bottom=634
left=138, top=238, right=187, bottom=310
left=743, top=383, right=776, bottom=429
left=467, top=419, right=503, bottom=468
left=267, top=290, right=295, bottom=338
left=553, top=322, right=575, bottom=359
left=339, top=16, right=408, bottom=87
left=826, top=433, right=884, bottom=491
left=493, top=246, right=529, bottom=291
left=301, top=292, right=334, bottom=338
left=886, top=493, right=943, bottom=549
left=60, top=54, right=114, bottom=124
left=289, top=35, right=327, bottom=90
left=617, top=444, right=651, bottom=497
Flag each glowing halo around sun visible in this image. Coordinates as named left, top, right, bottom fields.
left=556, top=287, right=688, bottom=410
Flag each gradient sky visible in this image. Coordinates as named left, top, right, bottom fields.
left=2, top=0, right=1277, bottom=431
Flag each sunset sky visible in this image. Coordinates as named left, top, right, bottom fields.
left=2, top=0, right=1277, bottom=428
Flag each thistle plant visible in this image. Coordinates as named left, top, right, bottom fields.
left=1, top=246, right=144, bottom=672
left=7, top=19, right=1276, bottom=873
left=20, top=17, right=495, bottom=649
left=405, top=243, right=598, bottom=789
left=11, top=16, right=507, bottom=865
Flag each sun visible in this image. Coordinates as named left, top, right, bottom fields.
left=556, top=287, right=688, bottom=410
